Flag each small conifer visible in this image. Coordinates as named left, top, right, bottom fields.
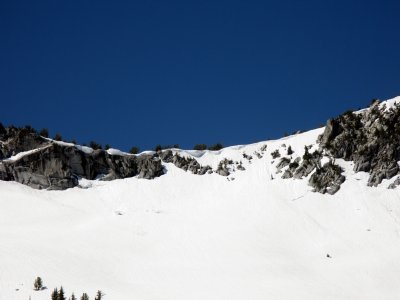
left=58, top=286, right=66, bottom=300
left=33, top=276, right=43, bottom=290
left=80, top=292, right=89, bottom=300
left=51, top=288, right=59, bottom=300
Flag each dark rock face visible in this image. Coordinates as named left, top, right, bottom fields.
left=293, top=150, right=322, bottom=179
left=318, top=101, right=400, bottom=188
left=276, top=100, right=400, bottom=194
left=281, top=158, right=300, bottom=179
left=0, top=128, right=164, bottom=190
left=216, top=159, right=234, bottom=176
left=4, top=99, right=400, bottom=194
left=160, top=150, right=212, bottom=175
left=388, top=176, right=400, bottom=189
left=279, top=150, right=322, bottom=181
left=0, top=126, right=47, bottom=159
left=276, top=157, right=290, bottom=173
left=1, top=144, right=79, bottom=190
left=309, top=161, right=345, bottom=195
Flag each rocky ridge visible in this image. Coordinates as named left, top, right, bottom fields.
left=318, top=99, right=400, bottom=188
left=0, top=126, right=163, bottom=190
left=2, top=97, right=400, bottom=193
left=269, top=98, right=400, bottom=194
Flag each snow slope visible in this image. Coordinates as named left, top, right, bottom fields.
left=2, top=127, right=400, bottom=300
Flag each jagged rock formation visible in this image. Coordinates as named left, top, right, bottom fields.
left=278, top=148, right=322, bottom=180
left=159, top=150, right=212, bottom=175
left=388, top=176, right=400, bottom=189
left=281, top=158, right=300, bottom=179
left=0, top=125, right=46, bottom=159
left=293, top=149, right=322, bottom=179
left=271, top=149, right=280, bottom=159
left=318, top=100, right=400, bottom=187
left=276, top=157, right=291, bottom=173
left=2, top=98, right=400, bottom=194
left=277, top=100, right=400, bottom=194
left=0, top=126, right=163, bottom=190
left=309, top=161, right=345, bottom=195
left=216, top=159, right=234, bottom=176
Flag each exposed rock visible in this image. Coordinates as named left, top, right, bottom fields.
left=281, top=169, right=293, bottom=179
left=243, top=153, right=253, bottom=161
left=293, top=162, right=316, bottom=179
left=287, top=146, right=294, bottom=155
left=276, top=157, right=290, bottom=172
left=353, top=156, right=371, bottom=173
left=293, top=150, right=322, bottom=179
left=319, top=118, right=343, bottom=148
left=0, top=128, right=164, bottom=190
left=388, top=176, right=400, bottom=189
left=171, top=154, right=190, bottom=171
left=254, top=151, right=262, bottom=159
left=0, top=126, right=47, bottom=159
left=160, top=150, right=212, bottom=176
left=237, top=163, right=246, bottom=171
left=136, top=155, right=164, bottom=179
left=280, top=157, right=300, bottom=179
left=309, top=161, right=345, bottom=195
left=318, top=101, right=400, bottom=188
left=271, top=150, right=280, bottom=159
left=198, top=165, right=213, bottom=175
left=216, top=158, right=233, bottom=176
left=216, top=168, right=229, bottom=176
left=159, top=150, right=174, bottom=163
left=367, top=160, right=399, bottom=187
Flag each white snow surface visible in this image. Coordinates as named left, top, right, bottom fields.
left=380, top=96, right=400, bottom=111
left=106, top=148, right=129, bottom=156
left=2, top=145, right=52, bottom=162
left=2, top=128, right=400, bottom=299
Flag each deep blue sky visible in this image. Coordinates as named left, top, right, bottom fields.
left=1, top=1, right=399, bottom=151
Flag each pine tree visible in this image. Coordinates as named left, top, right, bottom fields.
left=193, top=144, right=207, bottom=151
left=0, top=122, right=6, bottom=135
left=33, top=276, right=43, bottom=290
left=94, top=290, right=104, bottom=300
left=51, top=288, right=59, bottom=300
left=80, top=292, right=89, bottom=300
left=39, top=128, right=49, bottom=138
left=90, top=141, right=102, bottom=150
left=54, top=133, right=62, bottom=141
left=70, top=293, right=77, bottom=300
left=58, top=286, right=66, bottom=300
left=129, top=146, right=139, bottom=154
left=208, top=143, right=223, bottom=151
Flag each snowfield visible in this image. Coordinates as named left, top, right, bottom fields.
left=2, top=128, right=400, bottom=299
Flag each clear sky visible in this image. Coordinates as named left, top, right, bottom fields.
left=1, top=0, right=399, bottom=151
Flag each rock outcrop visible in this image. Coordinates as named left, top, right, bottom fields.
left=309, top=161, right=345, bottom=195
left=159, top=150, right=212, bottom=175
left=388, top=176, right=400, bottom=189
left=318, top=101, right=400, bottom=187
left=0, top=126, right=47, bottom=159
left=293, top=149, right=322, bottom=179
left=3, top=98, right=400, bottom=194
left=0, top=126, right=164, bottom=190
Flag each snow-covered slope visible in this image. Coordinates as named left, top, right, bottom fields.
left=2, top=107, right=400, bottom=299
